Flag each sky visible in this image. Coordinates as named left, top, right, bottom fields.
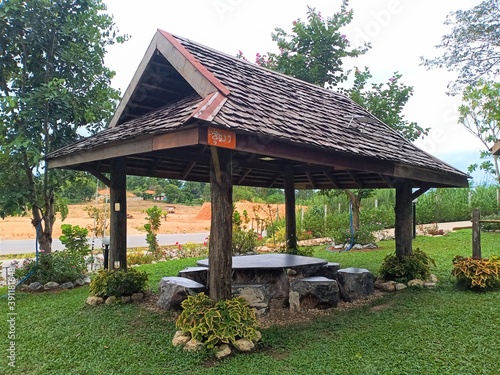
left=103, top=0, right=491, bottom=183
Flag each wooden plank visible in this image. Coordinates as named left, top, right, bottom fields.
left=411, top=187, right=430, bottom=201
left=472, top=209, right=481, bottom=259
left=210, top=146, right=222, bottom=184
left=85, top=166, right=111, bottom=188
left=152, top=127, right=199, bottom=150
left=284, top=165, right=298, bottom=251
left=47, top=138, right=154, bottom=169
left=109, top=157, right=127, bottom=270
left=395, top=181, right=413, bottom=259
left=209, top=148, right=233, bottom=301
left=394, top=164, right=469, bottom=188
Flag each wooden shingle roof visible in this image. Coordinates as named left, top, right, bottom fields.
left=47, top=30, right=468, bottom=190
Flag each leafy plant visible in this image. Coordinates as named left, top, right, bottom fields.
left=143, top=206, right=166, bottom=258
left=452, top=255, right=500, bottom=290
left=59, top=224, right=91, bottom=257
left=379, top=248, right=436, bottom=283
left=232, top=208, right=260, bottom=254
left=89, top=268, right=148, bottom=298
left=176, top=293, right=259, bottom=349
left=84, top=205, right=109, bottom=238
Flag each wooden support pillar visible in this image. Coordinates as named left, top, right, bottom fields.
left=109, top=157, right=127, bottom=270
left=472, top=208, right=481, bottom=259
left=284, top=165, right=297, bottom=252
left=209, top=147, right=233, bottom=301
left=395, top=181, right=413, bottom=260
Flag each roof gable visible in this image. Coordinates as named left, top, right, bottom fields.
left=109, top=30, right=230, bottom=128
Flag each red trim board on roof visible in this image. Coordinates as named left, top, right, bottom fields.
left=158, top=29, right=230, bottom=97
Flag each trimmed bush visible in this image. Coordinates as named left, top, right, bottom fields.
left=89, top=268, right=148, bottom=298
left=379, top=248, right=435, bottom=283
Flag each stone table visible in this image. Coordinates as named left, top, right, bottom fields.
left=197, top=254, right=328, bottom=307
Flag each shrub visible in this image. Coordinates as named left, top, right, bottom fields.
left=379, top=248, right=435, bottom=283
left=14, top=250, right=88, bottom=285
left=127, top=252, right=155, bottom=265
left=143, top=206, right=166, bottom=258
left=176, top=293, right=258, bottom=349
left=452, top=256, right=500, bottom=290
left=89, top=268, right=148, bottom=298
left=59, top=224, right=91, bottom=256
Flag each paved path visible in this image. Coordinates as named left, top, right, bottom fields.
left=0, top=232, right=209, bottom=256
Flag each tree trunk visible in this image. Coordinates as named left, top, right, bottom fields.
left=395, top=181, right=413, bottom=260
left=345, top=190, right=361, bottom=231
left=209, top=147, right=233, bottom=301
left=284, top=165, right=297, bottom=252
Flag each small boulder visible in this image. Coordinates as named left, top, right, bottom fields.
left=131, top=293, right=144, bottom=302
left=424, top=282, right=437, bottom=289
left=74, top=278, right=85, bottom=287
left=86, top=296, right=104, bottom=306
left=83, top=276, right=91, bottom=284
left=215, top=344, right=232, bottom=359
left=60, top=282, right=74, bottom=289
left=407, top=279, right=424, bottom=288
left=286, top=268, right=298, bottom=277
left=183, top=339, right=204, bottom=352
left=254, top=331, right=262, bottom=342
left=44, top=281, right=60, bottom=290
left=395, top=283, right=407, bottom=291
left=172, top=331, right=191, bottom=347
left=352, top=244, right=363, bottom=250
left=28, top=282, right=43, bottom=291
left=374, top=278, right=385, bottom=290
left=105, top=296, right=117, bottom=305
left=121, top=296, right=132, bottom=304
left=362, top=243, right=378, bottom=249
left=234, top=338, right=255, bottom=352
left=427, top=274, right=439, bottom=283
left=380, top=281, right=396, bottom=292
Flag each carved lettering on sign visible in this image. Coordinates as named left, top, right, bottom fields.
left=208, top=127, right=236, bottom=149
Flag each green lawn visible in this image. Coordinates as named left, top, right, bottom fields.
left=1, top=230, right=499, bottom=375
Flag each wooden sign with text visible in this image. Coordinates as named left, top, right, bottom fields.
left=208, top=127, right=236, bottom=149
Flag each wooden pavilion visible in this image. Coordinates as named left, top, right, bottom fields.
left=47, top=30, right=469, bottom=300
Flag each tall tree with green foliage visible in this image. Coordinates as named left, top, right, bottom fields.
left=458, top=80, right=500, bottom=182
left=421, top=0, right=500, bottom=94
left=245, top=3, right=426, bottom=231
left=0, top=0, right=125, bottom=251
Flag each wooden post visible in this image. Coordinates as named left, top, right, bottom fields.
left=395, top=181, right=413, bottom=260
left=109, top=157, right=127, bottom=270
left=284, top=165, right=297, bottom=251
left=209, top=147, right=233, bottom=301
left=472, top=208, right=481, bottom=259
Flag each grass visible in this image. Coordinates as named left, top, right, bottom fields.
left=1, top=229, right=499, bottom=374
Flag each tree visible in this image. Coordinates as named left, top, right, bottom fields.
left=458, top=80, right=500, bottom=182
left=254, top=3, right=369, bottom=89
left=421, top=0, right=500, bottom=93
left=0, top=0, right=125, bottom=251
